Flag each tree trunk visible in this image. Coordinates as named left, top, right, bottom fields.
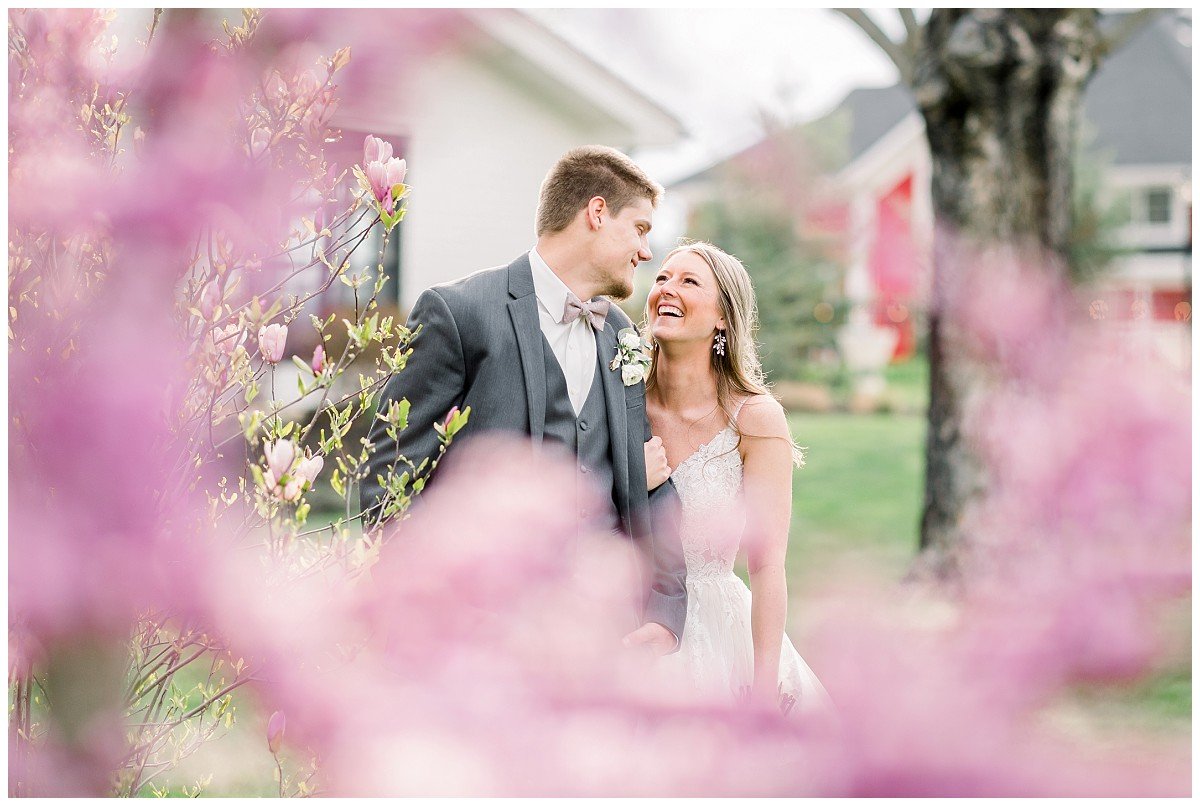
left=910, top=10, right=1103, bottom=569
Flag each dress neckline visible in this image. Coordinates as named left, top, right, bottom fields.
left=671, top=425, right=736, bottom=474
left=667, top=396, right=752, bottom=475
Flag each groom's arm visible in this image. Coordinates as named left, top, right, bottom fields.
left=640, top=416, right=688, bottom=650
left=360, top=287, right=466, bottom=527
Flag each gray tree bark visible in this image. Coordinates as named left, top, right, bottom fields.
left=914, top=10, right=1103, bottom=570
left=837, top=9, right=1154, bottom=573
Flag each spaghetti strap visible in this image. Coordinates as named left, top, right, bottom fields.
left=730, top=395, right=750, bottom=424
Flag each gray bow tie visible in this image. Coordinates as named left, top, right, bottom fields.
left=562, top=292, right=610, bottom=331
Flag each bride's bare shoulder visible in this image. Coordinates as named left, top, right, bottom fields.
left=734, top=394, right=789, bottom=440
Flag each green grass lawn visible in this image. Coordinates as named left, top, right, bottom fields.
left=785, top=411, right=926, bottom=585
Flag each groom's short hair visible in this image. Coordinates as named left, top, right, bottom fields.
left=536, top=145, right=663, bottom=236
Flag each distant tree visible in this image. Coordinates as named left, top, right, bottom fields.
left=1068, top=126, right=1132, bottom=285
left=690, top=193, right=844, bottom=384
left=836, top=8, right=1159, bottom=569
left=686, top=114, right=849, bottom=385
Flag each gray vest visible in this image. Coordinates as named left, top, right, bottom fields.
left=540, top=335, right=620, bottom=533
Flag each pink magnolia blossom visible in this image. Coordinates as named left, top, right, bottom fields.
left=263, top=440, right=297, bottom=480
left=311, top=343, right=326, bottom=374
left=262, top=469, right=303, bottom=502
left=384, top=156, right=406, bottom=189
left=267, top=710, right=286, bottom=754
left=364, top=158, right=406, bottom=205
left=363, top=140, right=407, bottom=214
left=363, top=134, right=392, bottom=165
left=262, top=440, right=310, bottom=501
left=257, top=322, right=288, bottom=363
left=364, top=161, right=388, bottom=202
left=281, top=478, right=303, bottom=502
left=294, top=454, right=324, bottom=487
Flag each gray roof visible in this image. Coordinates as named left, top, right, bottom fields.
left=1084, top=11, right=1191, bottom=165
left=837, top=12, right=1192, bottom=168
left=838, top=84, right=917, bottom=163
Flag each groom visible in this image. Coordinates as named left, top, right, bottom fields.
left=360, top=145, right=687, bottom=654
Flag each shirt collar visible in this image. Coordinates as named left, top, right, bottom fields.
left=529, top=246, right=573, bottom=324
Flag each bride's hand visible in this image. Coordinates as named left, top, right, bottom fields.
left=644, top=436, right=671, bottom=490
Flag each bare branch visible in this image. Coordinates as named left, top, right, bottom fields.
left=835, top=8, right=914, bottom=84
left=1099, top=8, right=1160, bottom=58
left=899, top=8, right=921, bottom=49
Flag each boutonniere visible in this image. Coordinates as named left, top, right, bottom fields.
left=609, top=327, right=653, bottom=386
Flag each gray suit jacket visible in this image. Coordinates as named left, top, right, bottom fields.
left=361, top=253, right=688, bottom=640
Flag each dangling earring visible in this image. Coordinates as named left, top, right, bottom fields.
left=713, top=330, right=727, bottom=357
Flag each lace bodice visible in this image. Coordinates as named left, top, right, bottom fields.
left=660, top=401, right=834, bottom=716
left=670, top=424, right=745, bottom=579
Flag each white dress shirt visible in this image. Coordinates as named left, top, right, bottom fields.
left=529, top=247, right=597, bottom=415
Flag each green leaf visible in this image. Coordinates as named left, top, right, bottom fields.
left=292, top=354, right=313, bottom=376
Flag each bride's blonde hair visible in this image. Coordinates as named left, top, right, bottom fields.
left=643, top=239, right=803, bottom=466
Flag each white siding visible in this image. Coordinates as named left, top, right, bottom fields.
left=397, top=48, right=603, bottom=308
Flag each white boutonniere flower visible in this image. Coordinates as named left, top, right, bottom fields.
left=609, top=327, right=653, bottom=387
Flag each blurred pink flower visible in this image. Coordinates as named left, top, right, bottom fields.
left=265, top=72, right=287, bottom=106
left=295, top=70, right=320, bottom=103
left=267, top=710, right=286, bottom=755
left=311, top=343, right=326, bottom=374
left=249, top=127, right=270, bottom=158
left=212, top=323, right=243, bottom=356
left=198, top=282, right=221, bottom=319
left=257, top=322, right=287, bottom=363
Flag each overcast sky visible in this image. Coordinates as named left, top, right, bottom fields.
left=529, top=8, right=907, bottom=183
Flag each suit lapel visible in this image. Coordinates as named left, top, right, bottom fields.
left=507, top=255, right=546, bottom=444
left=596, top=318, right=631, bottom=526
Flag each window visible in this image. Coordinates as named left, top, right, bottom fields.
left=1144, top=187, right=1173, bottom=224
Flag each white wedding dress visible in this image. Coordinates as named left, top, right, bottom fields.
left=658, top=411, right=832, bottom=716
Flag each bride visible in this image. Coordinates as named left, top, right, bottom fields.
left=642, top=240, right=830, bottom=715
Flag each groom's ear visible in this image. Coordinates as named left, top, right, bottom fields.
left=584, top=196, right=607, bottom=231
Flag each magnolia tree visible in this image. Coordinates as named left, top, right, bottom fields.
left=8, top=8, right=1190, bottom=798
left=8, top=8, right=466, bottom=795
